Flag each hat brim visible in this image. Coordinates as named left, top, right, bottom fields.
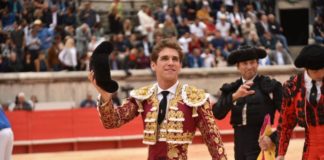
left=294, top=44, right=324, bottom=70
left=227, top=47, right=266, bottom=65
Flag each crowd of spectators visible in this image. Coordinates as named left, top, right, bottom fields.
left=0, top=0, right=299, bottom=74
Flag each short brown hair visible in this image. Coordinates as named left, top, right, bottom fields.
left=150, top=38, right=183, bottom=63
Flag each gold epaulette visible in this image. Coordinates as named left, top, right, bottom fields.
left=181, top=84, right=209, bottom=108
left=130, top=84, right=156, bottom=101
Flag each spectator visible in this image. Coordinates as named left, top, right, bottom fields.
left=26, top=28, right=41, bottom=62
left=188, top=34, right=202, bottom=53
left=123, top=19, right=134, bottom=37
left=10, top=22, right=25, bottom=63
left=109, top=50, right=121, bottom=70
left=229, top=19, right=243, bottom=38
left=0, top=106, right=14, bottom=160
left=210, top=31, right=227, bottom=58
left=162, top=16, right=178, bottom=38
left=47, top=36, right=63, bottom=71
left=109, top=0, right=123, bottom=19
left=126, top=48, right=138, bottom=69
left=241, top=18, right=257, bottom=41
left=28, top=95, right=38, bottom=110
left=80, top=94, right=96, bottom=108
left=255, top=13, right=269, bottom=37
left=245, top=31, right=261, bottom=47
left=125, top=33, right=139, bottom=49
left=43, top=5, right=59, bottom=29
left=229, top=5, right=245, bottom=25
left=258, top=47, right=272, bottom=66
left=1, top=37, right=14, bottom=59
left=260, top=31, right=278, bottom=50
left=1, top=8, right=16, bottom=31
left=7, top=51, right=22, bottom=72
left=196, top=2, right=212, bottom=22
left=245, top=4, right=257, bottom=23
left=62, top=7, right=77, bottom=28
left=75, top=23, right=92, bottom=57
left=269, top=42, right=293, bottom=65
left=22, top=51, right=35, bottom=72
left=34, top=51, right=49, bottom=72
left=79, top=2, right=98, bottom=28
left=176, top=18, right=190, bottom=37
left=187, top=48, right=203, bottom=68
left=189, top=19, right=206, bottom=39
left=33, top=19, right=54, bottom=55
left=59, top=37, right=77, bottom=71
left=215, top=48, right=227, bottom=67
left=216, top=5, right=229, bottom=23
left=0, top=54, right=9, bottom=72
left=88, top=36, right=100, bottom=54
left=108, top=7, right=123, bottom=35
left=313, top=15, right=324, bottom=44
left=79, top=52, right=91, bottom=71
left=201, top=47, right=216, bottom=67
left=137, top=5, right=156, bottom=43
left=171, top=5, right=185, bottom=26
left=216, top=15, right=231, bottom=38
left=224, top=0, right=234, bottom=12
left=135, top=49, right=150, bottom=69
left=137, top=35, right=153, bottom=57
left=178, top=32, right=192, bottom=55
left=183, top=0, right=198, bottom=21
left=21, top=7, right=33, bottom=24
left=204, top=18, right=217, bottom=38
left=13, top=92, right=32, bottom=111
left=268, top=14, right=289, bottom=50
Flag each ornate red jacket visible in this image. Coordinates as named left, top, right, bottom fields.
left=277, top=73, right=324, bottom=157
left=97, top=83, right=227, bottom=160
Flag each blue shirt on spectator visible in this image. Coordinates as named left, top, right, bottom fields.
left=37, top=27, right=54, bottom=51
left=0, top=108, right=11, bottom=130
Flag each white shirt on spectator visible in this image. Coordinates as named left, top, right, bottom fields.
left=216, top=21, right=231, bottom=38
left=178, top=36, right=192, bottom=54
left=229, top=12, right=245, bottom=24
left=201, top=53, right=215, bottom=67
left=137, top=10, right=155, bottom=35
left=59, top=47, right=77, bottom=67
left=189, top=22, right=206, bottom=39
left=276, top=51, right=285, bottom=65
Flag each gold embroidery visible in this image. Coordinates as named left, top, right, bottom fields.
left=182, top=84, right=209, bottom=107
left=167, top=144, right=179, bottom=159
left=218, top=147, right=224, bottom=154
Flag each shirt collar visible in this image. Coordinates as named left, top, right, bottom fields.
left=157, top=81, right=179, bottom=95
left=304, top=70, right=322, bottom=86
left=304, top=70, right=312, bottom=84
left=242, top=74, right=257, bottom=84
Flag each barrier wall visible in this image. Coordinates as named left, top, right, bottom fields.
left=0, top=66, right=300, bottom=107
left=6, top=108, right=304, bottom=154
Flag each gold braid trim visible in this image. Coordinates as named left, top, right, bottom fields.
left=130, top=84, right=156, bottom=100
left=181, top=84, right=209, bottom=107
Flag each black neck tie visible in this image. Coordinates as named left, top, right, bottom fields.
left=158, top=91, right=169, bottom=124
left=310, top=80, right=318, bottom=106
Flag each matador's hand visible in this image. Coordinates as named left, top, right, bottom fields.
left=232, top=81, right=255, bottom=101
left=259, top=135, right=273, bottom=151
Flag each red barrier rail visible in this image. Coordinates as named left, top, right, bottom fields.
left=5, top=108, right=304, bottom=154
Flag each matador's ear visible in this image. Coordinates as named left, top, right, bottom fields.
left=90, top=41, right=119, bottom=93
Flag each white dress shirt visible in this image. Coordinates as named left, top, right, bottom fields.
left=304, top=71, right=322, bottom=103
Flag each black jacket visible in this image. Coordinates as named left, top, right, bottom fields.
left=213, top=75, right=282, bottom=142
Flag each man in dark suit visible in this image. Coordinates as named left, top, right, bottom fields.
left=213, top=45, right=282, bottom=160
